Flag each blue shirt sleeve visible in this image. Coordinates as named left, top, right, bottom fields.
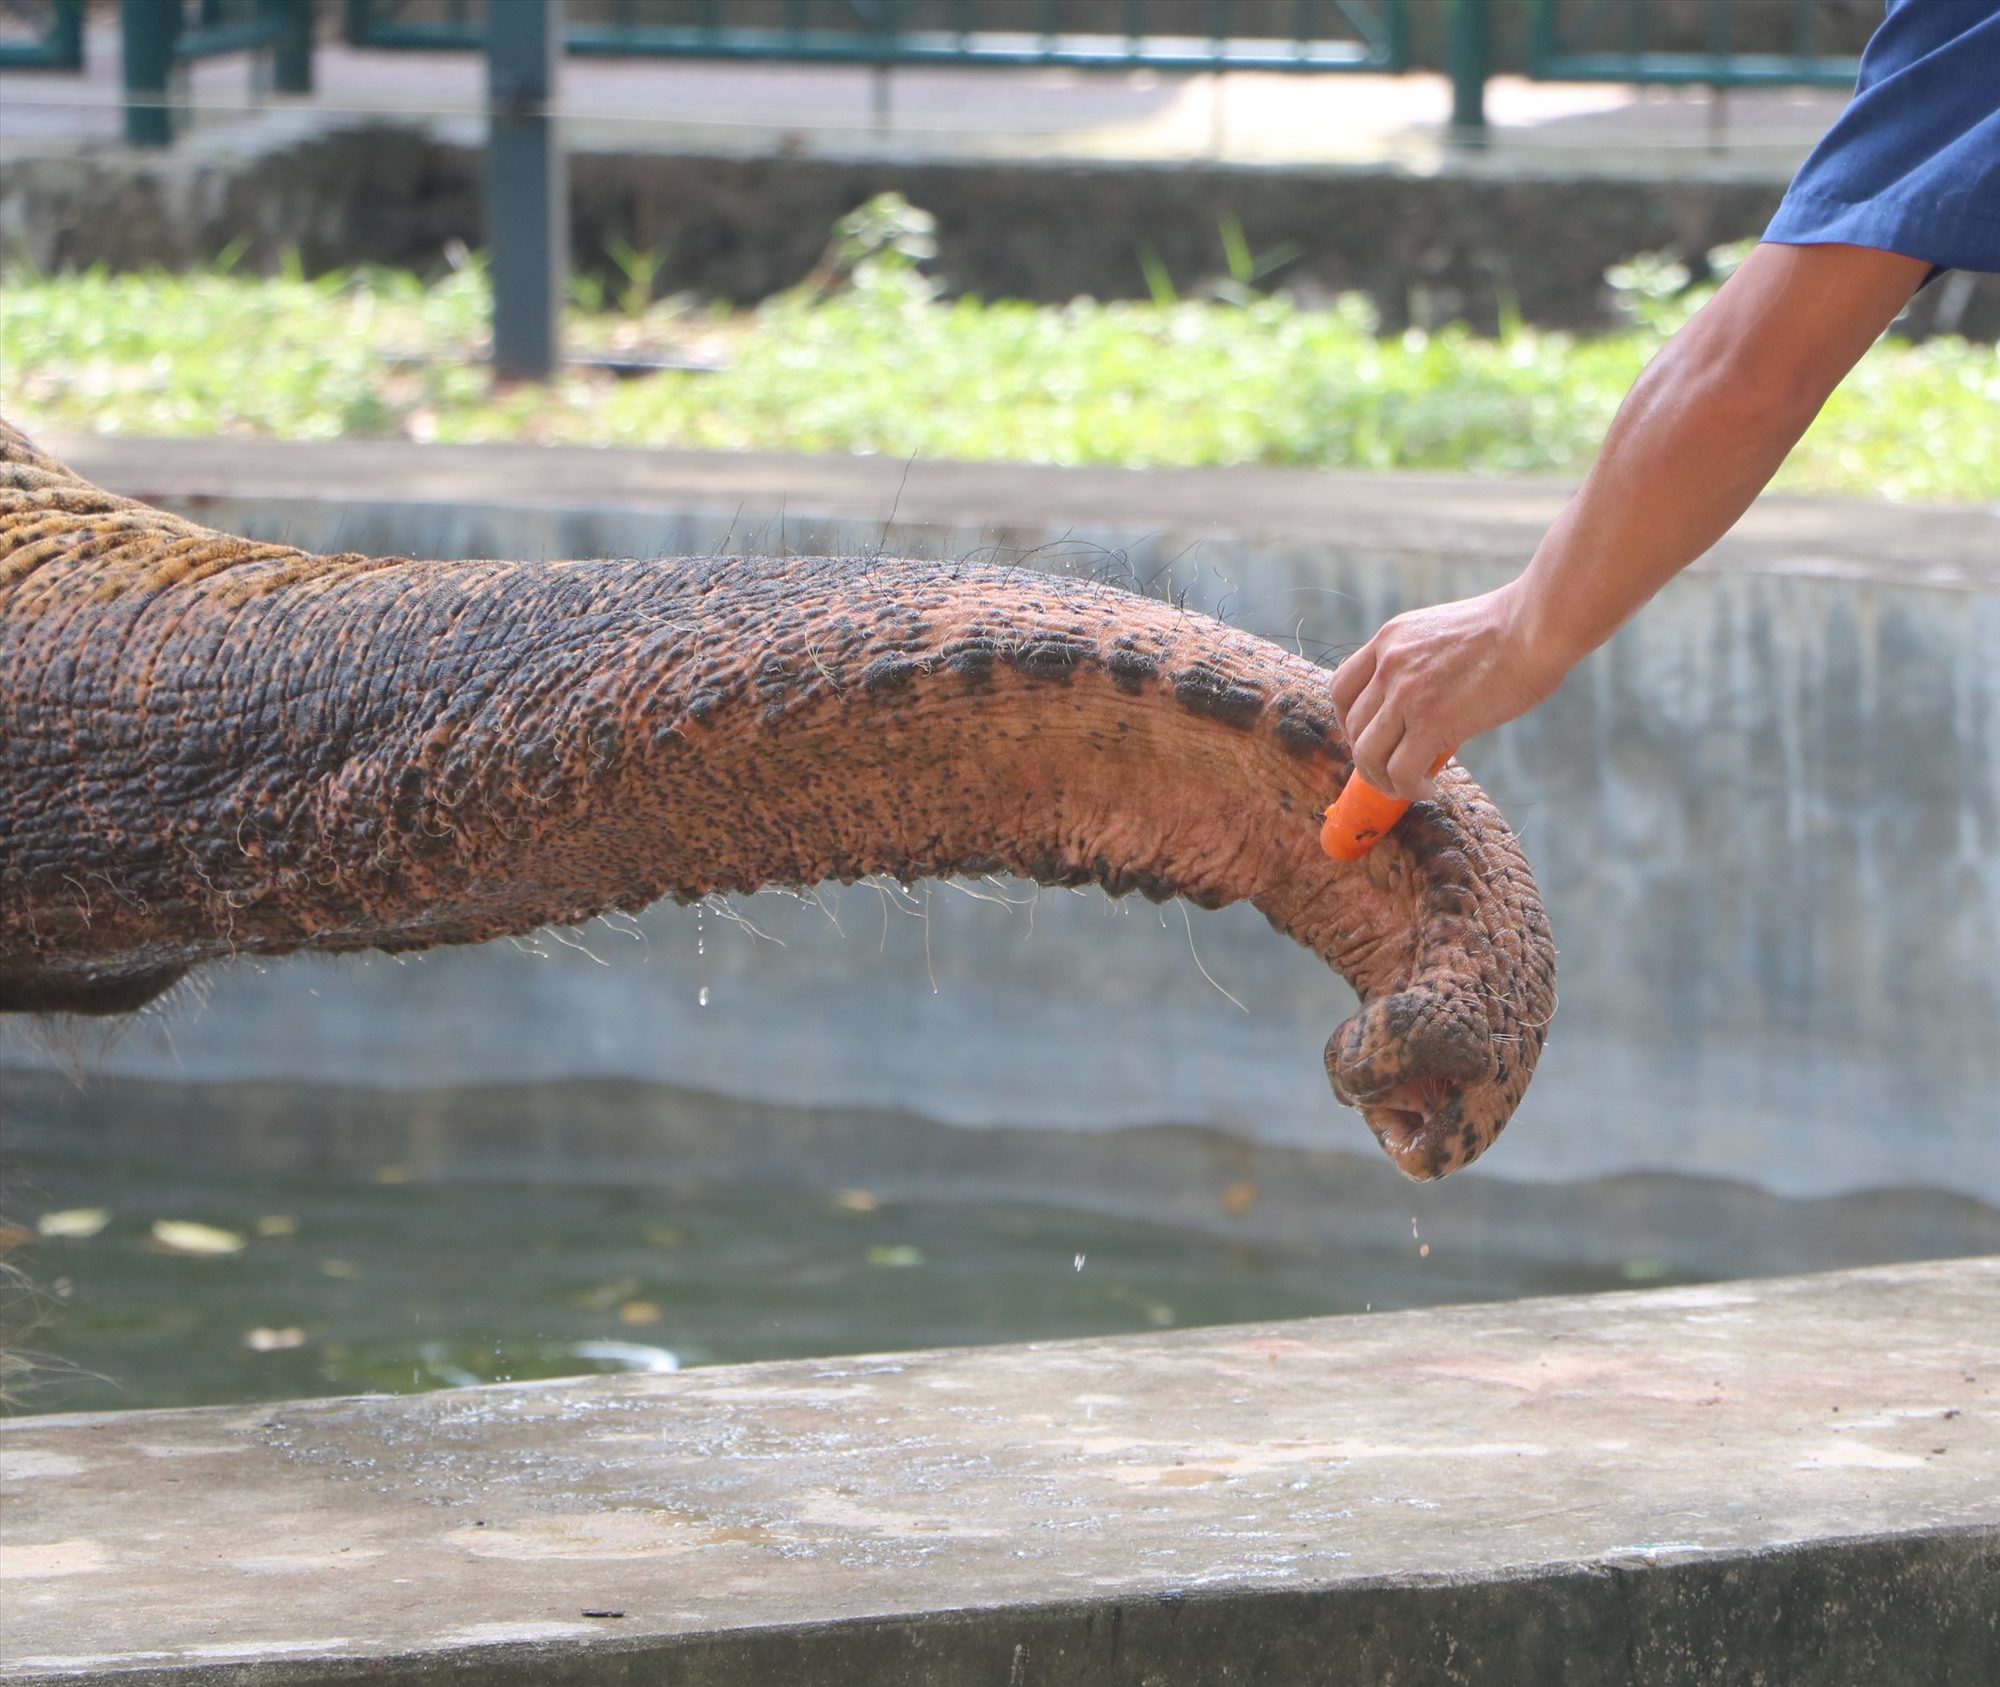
left=1764, top=0, right=2000, bottom=274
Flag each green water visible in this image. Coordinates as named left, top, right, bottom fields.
left=3, top=1148, right=1691, bottom=1415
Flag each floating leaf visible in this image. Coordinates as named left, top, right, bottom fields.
left=244, top=1327, right=306, bottom=1352
left=319, top=1258, right=362, bottom=1280
left=572, top=1277, right=642, bottom=1312
left=254, top=1214, right=299, bottom=1237
left=38, top=1208, right=110, bottom=1239
left=151, top=1219, right=245, bottom=1256
left=617, top=1301, right=662, bottom=1325
left=571, top=1340, right=678, bottom=1374
left=867, top=1244, right=923, bottom=1268
left=834, top=1190, right=880, bottom=1214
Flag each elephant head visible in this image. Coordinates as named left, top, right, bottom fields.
left=0, top=419, right=1553, bottom=1180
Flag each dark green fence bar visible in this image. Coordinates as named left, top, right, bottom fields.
left=0, top=0, right=83, bottom=70
left=1526, top=0, right=1861, bottom=88
left=120, top=0, right=180, bottom=147
left=347, top=0, right=1412, bottom=73
left=122, top=0, right=315, bottom=148
left=487, top=0, right=566, bottom=381
left=1446, top=0, right=1490, bottom=137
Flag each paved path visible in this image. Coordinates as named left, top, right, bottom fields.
left=1, top=22, right=1848, bottom=176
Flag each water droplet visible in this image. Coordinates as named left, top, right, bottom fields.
left=697, top=938, right=705, bottom=955
left=697, top=986, right=711, bottom=1008
left=1073, top=1253, right=1086, bottom=1272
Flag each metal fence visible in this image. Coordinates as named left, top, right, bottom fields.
left=1525, top=0, right=1862, bottom=89
left=6, top=3, right=1881, bottom=150
left=0, top=0, right=82, bottom=69
left=6, top=0, right=1883, bottom=373
left=344, top=0, right=1414, bottom=73
left=120, top=0, right=316, bottom=146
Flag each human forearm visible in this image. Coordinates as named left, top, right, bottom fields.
left=1331, top=241, right=1930, bottom=800
left=1510, top=242, right=1927, bottom=669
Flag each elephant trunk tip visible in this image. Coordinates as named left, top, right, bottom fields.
left=1357, top=1078, right=1470, bottom=1183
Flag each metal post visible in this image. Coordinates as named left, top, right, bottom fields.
left=1446, top=0, right=1491, bottom=146
left=262, top=0, right=314, bottom=93
left=51, top=0, right=86, bottom=70
left=487, top=0, right=566, bottom=382
left=122, top=0, right=181, bottom=149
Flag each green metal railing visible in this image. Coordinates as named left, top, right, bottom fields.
left=0, top=0, right=83, bottom=69
left=121, top=0, right=317, bottom=147
left=346, top=1, right=1414, bottom=74
left=1525, top=0, right=1862, bottom=89
left=1, top=2, right=1877, bottom=153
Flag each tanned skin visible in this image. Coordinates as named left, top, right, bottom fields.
left=1332, top=241, right=1934, bottom=799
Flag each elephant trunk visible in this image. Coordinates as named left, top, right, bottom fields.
left=0, top=423, right=1553, bottom=1179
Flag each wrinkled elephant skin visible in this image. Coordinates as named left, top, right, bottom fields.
left=0, top=421, right=1554, bottom=1179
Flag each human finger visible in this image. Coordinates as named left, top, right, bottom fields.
left=1339, top=664, right=1391, bottom=770
left=1383, top=727, right=1446, bottom=802
left=1349, top=704, right=1407, bottom=795
left=1328, top=639, right=1378, bottom=734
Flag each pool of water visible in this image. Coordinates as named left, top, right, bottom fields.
left=4, top=1148, right=1690, bottom=1414
left=6, top=1070, right=1996, bottom=1415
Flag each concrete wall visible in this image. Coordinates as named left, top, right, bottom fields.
left=6, top=122, right=1997, bottom=337
left=5, top=451, right=1992, bottom=1203
left=9, top=1259, right=1997, bottom=1684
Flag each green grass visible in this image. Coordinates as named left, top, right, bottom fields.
left=3, top=258, right=1994, bottom=502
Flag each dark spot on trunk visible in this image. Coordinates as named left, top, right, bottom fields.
left=1012, top=636, right=1094, bottom=684
left=1173, top=664, right=1264, bottom=731
left=946, top=637, right=1002, bottom=687
left=390, top=763, right=427, bottom=823
left=1097, top=863, right=1181, bottom=903
left=1105, top=646, right=1159, bottom=694
left=756, top=655, right=793, bottom=703
left=1025, top=850, right=1096, bottom=888
left=1272, top=709, right=1330, bottom=757
left=862, top=654, right=922, bottom=694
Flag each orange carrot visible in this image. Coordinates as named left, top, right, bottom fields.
left=1320, top=751, right=1453, bottom=863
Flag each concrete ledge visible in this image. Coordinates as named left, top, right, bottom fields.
left=46, top=433, right=2000, bottom=592
left=4, top=1259, right=1996, bottom=1683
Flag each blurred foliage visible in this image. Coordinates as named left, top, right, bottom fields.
left=2, top=248, right=1994, bottom=502
left=796, top=190, right=942, bottom=302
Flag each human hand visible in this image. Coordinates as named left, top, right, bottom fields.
left=1329, top=583, right=1570, bottom=801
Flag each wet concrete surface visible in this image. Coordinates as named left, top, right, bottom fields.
left=3, top=1258, right=1996, bottom=1683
